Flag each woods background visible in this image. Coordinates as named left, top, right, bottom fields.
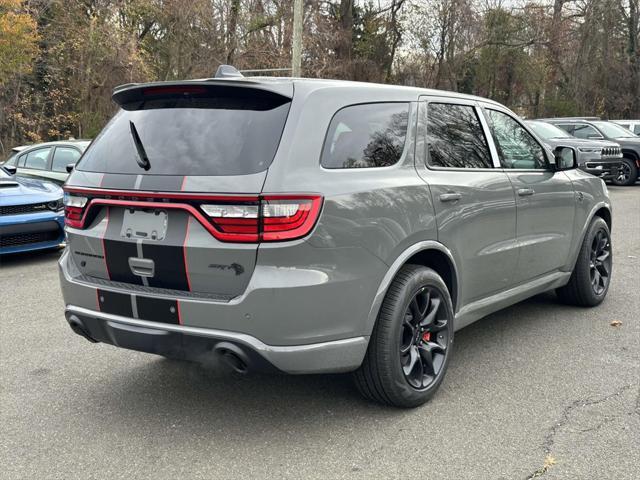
left=0, top=0, right=638, bottom=155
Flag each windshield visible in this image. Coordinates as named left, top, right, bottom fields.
left=526, top=121, right=572, bottom=139
left=77, top=89, right=291, bottom=176
left=593, top=121, right=637, bottom=138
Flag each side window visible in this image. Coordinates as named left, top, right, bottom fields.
left=18, top=154, right=26, bottom=167
left=555, top=124, right=574, bottom=135
left=51, top=147, right=81, bottom=173
left=572, top=124, right=602, bottom=139
left=23, top=148, right=51, bottom=170
left=486, top=110, right=547, bottom=169
left=321, top=103, right=409, bottom=169
left=426, top=103, right=492, bottom=168
left=4, top=154, right=18, bottom=166
left=633, top=125, right=640, bottom=135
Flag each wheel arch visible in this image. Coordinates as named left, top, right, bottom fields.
left=566, top=202, right=612, bottom=272
left=621, top=149, right=639, bottom=162
left=365, top=241, right=459, bottom=336
left=593, top=206, right=611, bottom=230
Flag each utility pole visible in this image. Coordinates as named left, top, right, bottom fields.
left=291, top=0, right=303, bottom=77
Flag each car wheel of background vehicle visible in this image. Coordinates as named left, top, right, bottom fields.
left=557, top=217, right=612, bottom=307
left=612, top=158, right=638, bottom=186
left=354, top=265, right=454, bottom=408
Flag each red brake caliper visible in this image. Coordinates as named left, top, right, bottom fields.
left=422, top=331, right=431, bottom=342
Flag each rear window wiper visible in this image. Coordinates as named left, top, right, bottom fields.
left=129, top=121, right=151, bottom=171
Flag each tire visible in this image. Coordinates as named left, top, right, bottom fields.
left=354, top=265, right=454, bottom=408
left=556, top=217, right=612, bottom=307
left=612, top=157, right=638, bottom=186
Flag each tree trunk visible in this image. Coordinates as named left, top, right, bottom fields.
left=226, top=0, right=241, bottom=64
left=336, top=0, right=354, bottom=78
left=627, top=0, right=640, bottom=116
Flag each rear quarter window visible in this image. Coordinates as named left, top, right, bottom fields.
left=321, top=103, right=409, bottom=169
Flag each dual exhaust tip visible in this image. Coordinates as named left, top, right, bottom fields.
left=213, top=342, right=249, bottom=374
left=67, top=314, right=250, bottom=373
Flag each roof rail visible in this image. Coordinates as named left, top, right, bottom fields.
left=214, top=65, right=244, bottom=79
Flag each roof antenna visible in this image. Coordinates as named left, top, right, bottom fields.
left=215, top=65, right=244, bottom=79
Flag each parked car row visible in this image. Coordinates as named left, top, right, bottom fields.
left=0, top=140, right=88, bottom=254
left=525, top=120, right=623, bottom=180
left=0, top=165, right=65, bottom=255
left=531, top=117, right=640, bottom=186
left=2, top=139, right=90, bottom=185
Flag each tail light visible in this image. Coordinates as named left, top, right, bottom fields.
left=201, top=195, right=323, bottom=242
left=63, top=193, right=88, bottom=228
left=62, top=188, right=323, bottom=243
left=201, top=202, right=260, bottom=242
left=261, top=196, right=322, bottom=241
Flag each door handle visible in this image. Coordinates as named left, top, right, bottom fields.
left=439, top=192, right=461, bottom=202
left=129, top=257, right=155, bottom=277
left=517, top=188, right=535, bottom=197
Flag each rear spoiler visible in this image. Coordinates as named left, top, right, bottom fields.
left=112, top=79, right=293, bottom=107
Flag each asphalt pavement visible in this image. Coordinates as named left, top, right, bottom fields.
left=1, top=186, right=638, bottom=480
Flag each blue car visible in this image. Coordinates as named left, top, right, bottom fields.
left=0, top=166, right=65, bottom=255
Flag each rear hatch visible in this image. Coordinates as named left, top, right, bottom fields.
left=63, top=82, right=319, bottom=299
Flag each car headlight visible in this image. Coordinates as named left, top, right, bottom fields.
left=578, top=147, right=602, bottom=153
left=47, top=198, right=64, bottom=211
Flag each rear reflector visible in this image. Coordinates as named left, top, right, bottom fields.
left=62, top=188, right=323, bottom=243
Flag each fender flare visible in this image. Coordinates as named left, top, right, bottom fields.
left=566, top=201, right=612, bottom=272
left=364, top=240, right=460, bottom=335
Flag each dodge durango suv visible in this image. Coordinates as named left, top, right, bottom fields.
left=59, top=68, right=613, bottom=407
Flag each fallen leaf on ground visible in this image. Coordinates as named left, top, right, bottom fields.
left=610, top=320, right=622, bottom=327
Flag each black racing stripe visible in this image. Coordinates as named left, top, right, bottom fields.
left=103, top=207, right=143, bottom=285
left=136, top=296, right=179, bottom=325
left=100, top=174, right=137, bottom=190
left=139, top=175, right=183, bottom=192
left=143, top=244, right=189, bottom=290
left=103, top=239, right=142, bottom=285
left=97, top=289, right=133, bottom=317
left=142, top=212, right=189, bottom=291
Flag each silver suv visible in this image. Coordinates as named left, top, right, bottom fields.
left=2, top=140, right=90, bottom=184
left=59, top=70, right=613, bottom=407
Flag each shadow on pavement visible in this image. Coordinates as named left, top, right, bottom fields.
left=0, top=246, right=63, bottom=268
left=72, top=290, right=587, bottom=435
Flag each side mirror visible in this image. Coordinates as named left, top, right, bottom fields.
left=4, top=165, right=17, bottom=175
left=553, top=146, right=578, bottom=171
left=66, top=163, right=75, bottom=173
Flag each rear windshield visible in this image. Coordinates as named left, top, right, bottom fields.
left=76, top=87, right=291, bottom=176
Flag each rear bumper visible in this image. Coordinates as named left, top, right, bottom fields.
left=64, top=305, right=368, bottom=374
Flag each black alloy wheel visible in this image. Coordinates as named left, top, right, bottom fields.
left=400, top=287, right=449, bottom=389
left=589, top=228, right=611, bottom=296
left=354, top=265, right=454, bottom=408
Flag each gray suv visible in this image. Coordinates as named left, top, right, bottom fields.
left=59, top=71, right=613, bottom=407
left=525, top=120, right=622, bottom=180
left=542, top=118, right=640, bottom=186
